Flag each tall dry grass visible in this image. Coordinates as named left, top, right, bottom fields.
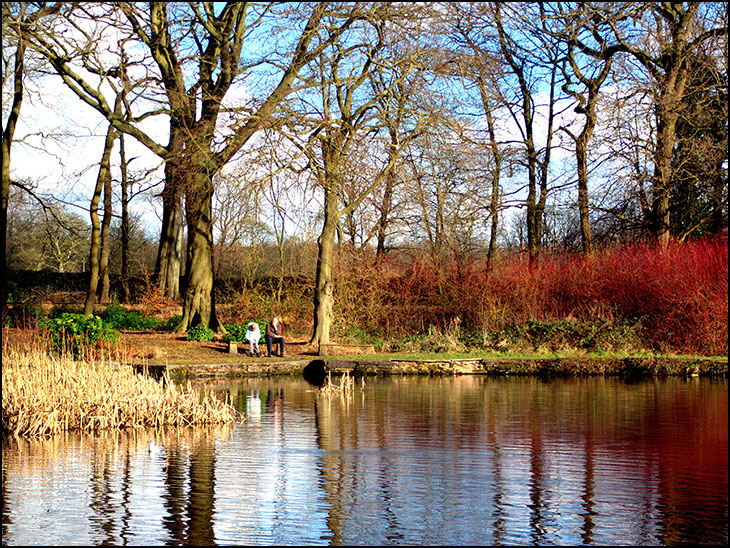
left=2, top=337, right=243, bottom=438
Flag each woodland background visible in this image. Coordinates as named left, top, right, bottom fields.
left=2, top=2, right=727, bottom=355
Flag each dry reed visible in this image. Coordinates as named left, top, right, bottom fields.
left=319, top=371, right=355, bottom=396
left=2, top=345, right=243, bottom=438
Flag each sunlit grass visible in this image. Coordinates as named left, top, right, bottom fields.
left=326, top=349, right=728, bottom=362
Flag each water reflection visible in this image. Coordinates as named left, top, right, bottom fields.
left=2, top=376, right=727, bottom=546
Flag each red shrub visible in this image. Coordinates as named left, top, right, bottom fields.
left=340, top=236, right=727, bottom=355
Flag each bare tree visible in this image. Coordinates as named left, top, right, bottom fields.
left=548, top=3, right=617, bottom=255
left=492, top=2, right=565, bottom=261
left=281, top=4, right=430, bottom=346
left=2, top=2, right=61, bottom=315
left=83, top=98, right=119, bottom=315
left=445, top=2, right=511, bottom=267
left=571, top=1, right=727, bottom=246
left=16, top=2, right=363, bottom=332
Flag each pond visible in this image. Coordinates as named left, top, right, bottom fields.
left=2, top=375, right=727, bottom=546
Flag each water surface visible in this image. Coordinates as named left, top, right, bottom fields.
left=2, top=376, right=727, bottom=545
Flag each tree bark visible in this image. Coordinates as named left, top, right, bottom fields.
left=175, top=167, right=219, bottom=333
left=155, top=182, right=183, bottom=300
left=575, top=139, right=592, bottom=254
left=485, top=105, right=501, bottom=267
left=312, top=183, right=340, bottom=347
left=375, top=136, right=398, bottom=262
left=119, top=133, right=131, bottom=303
left=154, top=123, right=184, bottom=300
left=1, top=39, right=24, bottom=318
left=97, top=155, right=113, bottom=303
left=652, top=100, right=682, bottom=248
left=84, top=115, right=117, bottom=316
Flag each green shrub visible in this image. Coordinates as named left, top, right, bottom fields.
left=458, top=327, right=484, bottom=349
left=186, top=324, right=215, bottom=342
left=495, top=317, right=643, bottom=353
left=100, top=304, right=162, bottom=331
left=40, top=312, right=119, bottom=357
left=164, top=314, right=182, bottom=332
left=222, top=321, right=264, bottom=343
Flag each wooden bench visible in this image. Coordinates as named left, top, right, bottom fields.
left=228, top=340, right=261, bottom=356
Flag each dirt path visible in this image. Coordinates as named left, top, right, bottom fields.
left=119, top=331, right=316, bottom=363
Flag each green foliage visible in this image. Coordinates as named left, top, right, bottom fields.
left=499, top=318, right=643, bottom=353
left=164, top=314, right=182, bottom=332
left=100, top=304, right=162, bottom=331
left=336, top=325, right=387, bottom=349
left=40, top=312, right=119, bottom=357
left=384, top=322, right=467, bottom=354
left=186, top=324, right=215, bottom=342
left=459, top=328, right=484, bottom=349
left=222, top=321, right=264, bottom=343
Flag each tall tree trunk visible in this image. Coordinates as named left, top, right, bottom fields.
left=652, top=111, right=679, bottom=248
left=311, top=183, right=340, bottom=347
left=155, top=125, right=184, bottom=300
left=650, top=63, right=687, bottom=247
left=483, top=92, right=501, bottom=268
left=525, top=148, right=539, bottom=261
left=84, top=116, right=117, bottom=316
left=375, top=170, right=393, bottom=261
left=573, top=77, right=606, bottom=256
left=98, top=160, right=113, bottom=303
left=273, top=202, right=286, bottom=303
left=535, top=61, right=557, bottom=255
left=575, top=139, right=592, bottom=255
left=119, top=133, right=131, bottom=303
left=564, top=69, right=610, bottom=256
left=650, top=66, right=688, bottom=246
left=175, top=169, right=219, bottom=332
left=1, top=40, right=24, bottom=319
left=155, top=178, right=183, bottom=300
left=375, top=140, right=398, bottom=262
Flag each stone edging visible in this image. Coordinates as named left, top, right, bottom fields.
left=139, top=356, right=728, bottom=378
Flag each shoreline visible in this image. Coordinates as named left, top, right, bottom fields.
left=136, top=355, right=729, bottom=379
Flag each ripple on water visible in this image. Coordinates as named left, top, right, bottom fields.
left=2, top=377, right=727, bottom=546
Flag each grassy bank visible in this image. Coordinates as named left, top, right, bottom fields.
left=1, top=346, right=242, bottom=438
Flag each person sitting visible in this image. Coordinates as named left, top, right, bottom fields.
left=265, top=316, right=285, bottom=357
left=245, top=321, right=261, bottom=357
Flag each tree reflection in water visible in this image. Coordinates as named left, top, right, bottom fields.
left=1, top=377, right=727, bottom=545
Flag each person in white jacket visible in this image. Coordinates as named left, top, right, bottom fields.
left=245, top=321, right=261, bottom=357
